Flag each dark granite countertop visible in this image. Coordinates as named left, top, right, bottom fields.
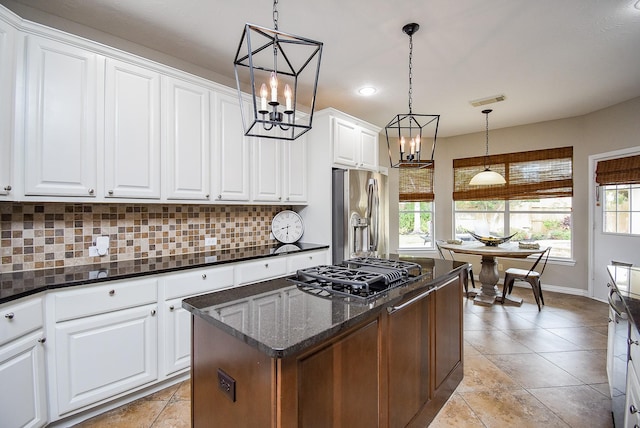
left=0, top=242, right=329, bottom=305
left=183, top=256, right=467, bottom=358
left=608, top=265, right=640, bottom=333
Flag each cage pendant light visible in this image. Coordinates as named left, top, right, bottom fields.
left=469, top=109, right=506, bottom=185
left=385, top=23, right=440, bottom=169
left=233, top=0, right=323, bottom=140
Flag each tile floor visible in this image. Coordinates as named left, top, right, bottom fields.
left=76, top=287, right=613, bottom=427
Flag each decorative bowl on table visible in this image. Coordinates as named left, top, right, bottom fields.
left=469, top=231, right=516, bottom=246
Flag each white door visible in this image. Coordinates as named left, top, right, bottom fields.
left=590, top=148, right=640, bottom=301
left=0, top=18, right=15, bottom=197
left=24, top=35, right=98, bottom=197
left=162, top=298, right=192, bottom=377
left=213, top=92, right=250, bottom=201
left=252, top=138, right=281, bottom=202
left=54, top=304, right=158, bottom=414
left=283, top=137, right=308, bottom=203
left=332, top=117, right=358, bottom=167
left=0, top=332, right=47, bottom=428
left=359, top=127, right=379, bottom=170
left=104, top=58, right=161, bottom=199
left=163, top=76, right=211, bottom=200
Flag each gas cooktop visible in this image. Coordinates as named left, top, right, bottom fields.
left=289, top=257, right=423, bottom=302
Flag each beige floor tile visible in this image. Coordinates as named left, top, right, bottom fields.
left=171, top=380, right=191, bottom=402
left=486, top=352, right=582, bottom=388
left=150, top=400, right=190, bottom=428
left=457, top=354, right=521, bottom=393
left=143, top=384, right=180, bottom=402
left=515, top=310, right=589, bottom=329
left=460, top=389, right=571, bottom=428
left=464, top=329, right=533, bottom=355
left=546, top=326, right=609, bottom=350
left=75, top=399, right=167, bottom=428
left=504, top=328, right=583, bottom=353
left=464, top=340, right=482, bottom=356
left=528, top=385, right=613, bottom=427
left=476, top=311, right=540, bottom=330
left=429, top=393, right=484, bottom=427
left=540, top=349, right=609, bottom=384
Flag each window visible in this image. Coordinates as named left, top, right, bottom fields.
left=398, top=162, right=434, bottom=249
left=453, top=147, right=573, bottom=259
left=603, top=184, right=640, bottom=234
left=399, top=202, right=434, bottom=248
left=595, top=154, right=640, bottom=235
left=454, top=198, right=572, bottom=258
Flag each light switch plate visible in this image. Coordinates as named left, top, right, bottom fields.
left=89, top=246, right=98, bottom=257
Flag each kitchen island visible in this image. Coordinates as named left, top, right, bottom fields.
left=183, top=256, right=467, bottom=427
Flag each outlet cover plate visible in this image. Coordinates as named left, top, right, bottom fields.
left=205, top=237, right=217, bottom=246
left=217, top=369, right=236, bottom=402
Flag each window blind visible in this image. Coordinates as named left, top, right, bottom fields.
left=453, top=146, right=573, bottom=201
left=595, top=154, right=640, bottom=185
left=399, top=162, right=434, bottom=202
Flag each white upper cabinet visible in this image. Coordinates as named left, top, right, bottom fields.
left=252, top=137, right=282, bottom=202
left=163, top=76, right=211, bottom=201
left=329, top=110, right=380, bottom=171
left=23, top=35, right=99, bottom=197
left=104, top=58, right=161, bottom=199
left=283, top=136, right=308, bottom=203
left=0, top=18, right=15, bottom=198
left=212, top=91, right=250, bottom=201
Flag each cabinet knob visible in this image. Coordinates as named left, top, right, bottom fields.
left=218, top=195, right=222, bottom=200
left=4, top=312, right=14, bottom=320
left=88, top=188, right=94, bottom=195
left=151, top=309, right=156, bottom=316
left=205, top=194, right=210, bottom=199
left=629, top=338, right=639, bottom=346
left=38, top=337, right=46, bottom=344
left=286, top=197, right=290, bottom=201
left=169, top=305, right=175, bottom=311
left=265, top=263, right=269, bottom=268
left=109, top=289, right=115, bottom=296
left=3, top=185, right=11, bottom=192
left=631, top=404, right=639, bottom=414
left=108, top=190, right=114, bottom=195
left=278, top=196, right=282, bottom=201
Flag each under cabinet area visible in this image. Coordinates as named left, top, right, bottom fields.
left=0, top=297, right=47, bottom=428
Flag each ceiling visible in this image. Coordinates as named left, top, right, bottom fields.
left=3, top=0, right=640, bottom=137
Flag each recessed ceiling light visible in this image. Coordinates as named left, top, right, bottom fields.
left=358, top=87, right=377, bottom=96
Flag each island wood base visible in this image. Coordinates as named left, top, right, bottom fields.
left=190, top=269, right=465, bottom=428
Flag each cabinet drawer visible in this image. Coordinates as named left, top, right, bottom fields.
left=163, top=265, right=234, bottom=300
left=236, top=258, right=287, bottom=285
left=287, top=250, right=327, bottom=273
left=53, top=278, right=158, bottom=322
left=0, top=298, right=43, bottom=346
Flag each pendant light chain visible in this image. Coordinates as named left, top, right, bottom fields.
left=273, top=0, right=279, bottom=31
left=272, top=0, right=279, bottom=70
left=408, top=32, right=413, bottom=115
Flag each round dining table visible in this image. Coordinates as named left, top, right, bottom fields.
left=438, top=241, right=547, bottom=306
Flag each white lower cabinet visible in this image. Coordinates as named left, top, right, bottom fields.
left=0, top=297, right=47, bottom=428
left=286, top=249, right=329, bottom=272
left=160, top=265, right=234, bottom=377
left=626, top=363, right=640, bottom=428
left=53, top=303, right=158, bottom=415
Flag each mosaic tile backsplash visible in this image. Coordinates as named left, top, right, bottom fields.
left=1, top=203, right=288, bottom=273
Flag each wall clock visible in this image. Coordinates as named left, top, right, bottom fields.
left=271, top=210, right=304, bottom=244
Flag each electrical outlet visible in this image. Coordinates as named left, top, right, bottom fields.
left=217, top=369, right=236, bottom=402
left=205, top=237, right=217, bottom=246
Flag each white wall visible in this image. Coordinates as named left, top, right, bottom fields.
left=387, top=96, right=640, bottom=294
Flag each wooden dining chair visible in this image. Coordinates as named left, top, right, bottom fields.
left=501, top=247, right=551, bottom=311
left=436, top=241, right=476, bottom=297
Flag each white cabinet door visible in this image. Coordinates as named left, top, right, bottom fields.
left=359, top=127, right=379, bottom=170
left=105, top=58, right=161, bottom=199
left=213, top=92, right=250, bottom=201
left=283, top=137, right=308, bottom=203
left=0, top=331, right=47, bottom=428
left=163, top=76, right=211, bottom=201
left=24, top=35, right=98, bottom=197
left=0, top=18, right=15, bottom=198
left=332, top=117, right=359, bottom=167
left=162, top=298, right=192, bottom=377
left=252, top=137, right=282, bottom=202
left=54, top=304, right=158, bottom=414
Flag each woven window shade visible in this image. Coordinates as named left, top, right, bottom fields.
left=595, top=155, right=640, bottom=185
left=399, top=162, right=434, bottom=202
left=453, top=146, right=573, bottom=201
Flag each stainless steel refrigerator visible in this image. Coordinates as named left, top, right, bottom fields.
left=332, top=168, right=388, bottom=264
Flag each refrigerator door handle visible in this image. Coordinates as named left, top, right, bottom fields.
left=366, top=178, right=379, bottom=252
